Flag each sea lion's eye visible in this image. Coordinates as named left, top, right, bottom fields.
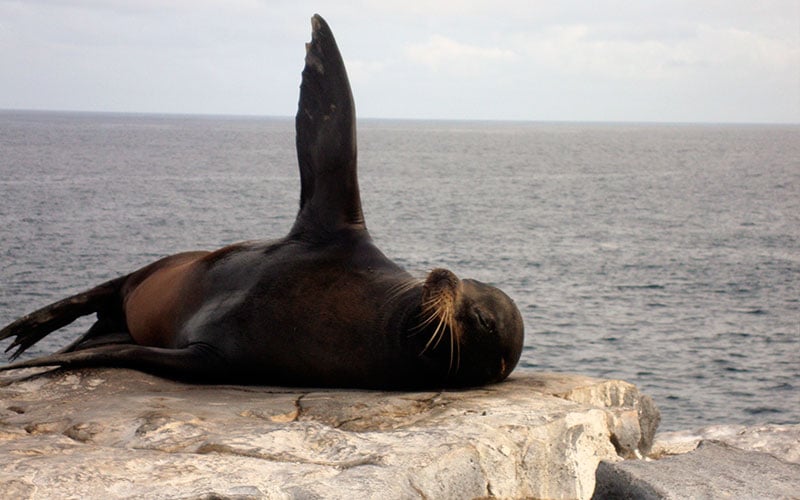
left=475, top=309, right=494, bottom=333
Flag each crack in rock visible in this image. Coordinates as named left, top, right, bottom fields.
left=195, top=442, right=383, bottom=470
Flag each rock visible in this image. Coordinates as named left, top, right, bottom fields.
left=593, top=423, right=800, bottom=499
left=0, top=367, right=659, bottom=499
left=651, top=423, right=800, bottom=463
left=592, top=440, right=800, bottom=500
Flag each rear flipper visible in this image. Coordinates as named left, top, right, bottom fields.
left=57, top=323, right=134, bottom=354
left=2, top=251, right=209, bottom=361
left=0, top=343, right=227, bottom=384
left=1, top=276, right=126, bottom=360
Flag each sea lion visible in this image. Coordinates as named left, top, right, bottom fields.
left=0, top=15, right=524, bottom=389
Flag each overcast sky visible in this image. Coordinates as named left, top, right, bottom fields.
left=1, top=1, right=798, bottom=123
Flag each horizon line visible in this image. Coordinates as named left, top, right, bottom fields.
left=1, top=107, right=798, bottom=127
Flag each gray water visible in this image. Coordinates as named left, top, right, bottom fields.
left=1, top=110, right=798, bottom=431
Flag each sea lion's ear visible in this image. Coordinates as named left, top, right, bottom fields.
left=292, top=14, right=364, bottom=237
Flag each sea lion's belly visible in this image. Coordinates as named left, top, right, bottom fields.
left=178, top=237, right=416, bottom=385
left=124, top=254, right=207, bottom=347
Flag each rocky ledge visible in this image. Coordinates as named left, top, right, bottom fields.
left=0, top=367, right=658, bottom=499
left=593, top=423, right=800, bottom=499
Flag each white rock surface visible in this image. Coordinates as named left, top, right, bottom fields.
left=0, top=367, right=659, bottom=499
left=593, top=423, right=800, bottom=499
left=594, top=439, right=800, bottom=500
left=651, top=423, right=800, bottom=463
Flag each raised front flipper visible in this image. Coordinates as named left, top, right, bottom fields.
left=292, top=14, right=364, bottom=238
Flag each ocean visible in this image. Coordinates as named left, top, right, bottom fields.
left=1, top=110, right=798, bottom=431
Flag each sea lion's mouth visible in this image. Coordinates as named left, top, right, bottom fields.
left=418, top=268, right=462, bottom=372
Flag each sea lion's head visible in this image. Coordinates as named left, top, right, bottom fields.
left=417, top=268, right=524, bottom=386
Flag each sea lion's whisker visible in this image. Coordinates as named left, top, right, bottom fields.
left=430, top=316, right=447, bottom=350
left=448, top=310, right=461, bottom=373
left=452, top=313, right=462, bottom=373
left=386, top=278, right=422, bottom=302
left=420, top=332, right=435, bottom=355
left=448, top=313, right=455, bottom=372
left=421, top=295, right=445, bottom=308
left=421, top=313, right=448, bottom=355
left=421, top=319, right=439, bottom=352
left=417, top=292, right=449, bottom=325
left=414, top=305, right=441, bottom=331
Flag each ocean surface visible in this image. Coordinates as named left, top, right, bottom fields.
left=1, top=110, right=798, bottom=431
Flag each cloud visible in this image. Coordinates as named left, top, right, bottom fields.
left=0, top=0, right=797, bottom=121
left=344, top=59, right=388, bottom=84
left=404, top=35, right=517, bottom=75
left=355, top=0, right=502, bottom=17
left=514, top=22, right=799, bottom=82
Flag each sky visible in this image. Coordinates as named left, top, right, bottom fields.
left=0, top=1, right=798, bottom=123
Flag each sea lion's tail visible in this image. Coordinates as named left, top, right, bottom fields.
left=0, top=276, right=127, bottom=361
